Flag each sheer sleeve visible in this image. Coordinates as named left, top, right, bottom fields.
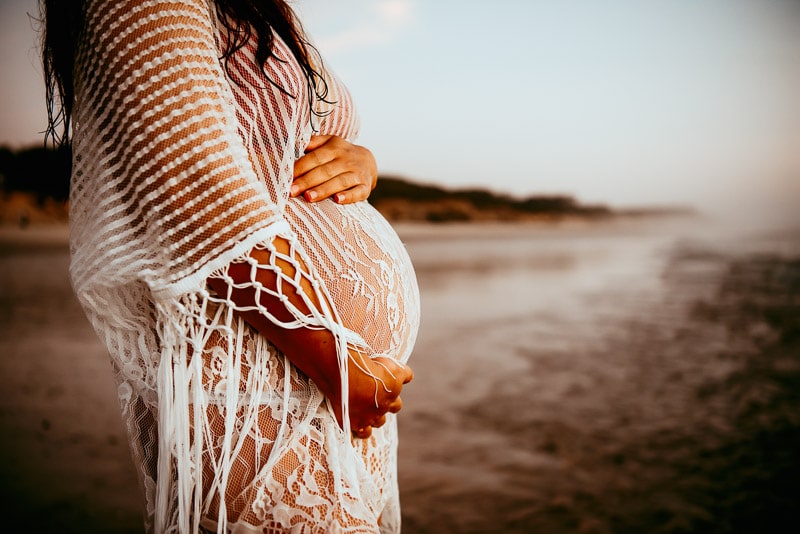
left=70, top=0, right=288, bottom=298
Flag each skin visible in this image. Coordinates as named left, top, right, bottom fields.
left=291, top=135, right=379, bottom=204
left=210, top=134, right=411, bottom=439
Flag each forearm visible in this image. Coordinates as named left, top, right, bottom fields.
left=207, top=236, right=344, bottom=404
left=206, top=234, right=411, bottom=435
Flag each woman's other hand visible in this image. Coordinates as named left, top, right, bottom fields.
left=291, top=135, right=378, bottom=204
left=340, top=354, right=413, bottom=440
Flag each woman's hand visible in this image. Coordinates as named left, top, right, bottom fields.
left=337, top=354, right=414, bottom=440
left=291, top=135, right=378, bottom=204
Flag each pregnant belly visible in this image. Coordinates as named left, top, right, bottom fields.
left=284, top=198, right=420, bottom=363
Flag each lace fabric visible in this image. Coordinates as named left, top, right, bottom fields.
left=68, top=1, right=420, bottom=532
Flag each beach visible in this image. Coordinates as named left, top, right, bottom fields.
left=1, top=215, right=798, bottom=533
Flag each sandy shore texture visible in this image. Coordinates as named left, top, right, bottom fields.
left=0, top=225, right=143, bottom=532
left=1, top=217, right=798, bottom=533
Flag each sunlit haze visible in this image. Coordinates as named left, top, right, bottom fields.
left=2, top=0, right=798, bottom=213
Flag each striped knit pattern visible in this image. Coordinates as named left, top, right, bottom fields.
left=71, top=0, right=284, bottom=298
left=68, top=1, right=420, bottom=532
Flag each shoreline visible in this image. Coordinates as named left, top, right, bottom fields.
left=0, top=223, right=71, bottom=254
left=0, top=209, right=700, bottom=244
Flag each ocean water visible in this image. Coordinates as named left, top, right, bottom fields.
left=1, top=215, right=798, bottom=533
left=397, top=216, right=800, bottom=534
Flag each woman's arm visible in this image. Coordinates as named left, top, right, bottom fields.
left=207, top=236, right=412, bottom=438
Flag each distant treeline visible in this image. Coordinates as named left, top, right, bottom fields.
left=370, top=176, right=613, bottom=222
left=371, top=176, right=578, bottom=210
left=0, top=144, right=71, bottom=202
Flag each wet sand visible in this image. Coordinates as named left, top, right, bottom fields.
left=0, top=225, right=143, bottom=532
left=1, top=217, right=798, bottom=533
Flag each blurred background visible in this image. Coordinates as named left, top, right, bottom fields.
left=1, top=0, right=799, bottom=532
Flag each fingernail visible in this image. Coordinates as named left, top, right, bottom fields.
left=290, top=184, right=300, bottom=197
left=305, top=190, right=316, bottom=201
left=334, top=193, right=344, bottom=204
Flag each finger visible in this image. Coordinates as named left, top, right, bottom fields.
left=304, top=134, right=333, bottom=152
left=291, top=163, right=338, bottom=199
left=292, top=149, right=332, bottom=185
left=374, top=357, right=414, bottom=385
left=302, top=172, right=361, bottom=203
left=371, top=414, right=387, bottom=428
left=403, top=365, right=414, bottom=384
left=333, top=184, right=371, bottom=204
left=353, top=426, right=372, bottom=439
left=387, top=396, right=403, bottom=414
left=294, top=135, right=338, bottom=179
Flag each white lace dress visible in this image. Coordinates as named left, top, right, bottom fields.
left=67, top=1, right=420, bottom=532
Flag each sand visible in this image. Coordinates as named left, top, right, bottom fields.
left=0, top=225, right=143, bottom=532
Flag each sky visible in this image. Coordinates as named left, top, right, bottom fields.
left=2, top=0, right=799, bottom=211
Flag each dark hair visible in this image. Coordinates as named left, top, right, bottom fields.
left=40, top=0, right=330, bottom=147
left=40, top=0, right=83, bottom=147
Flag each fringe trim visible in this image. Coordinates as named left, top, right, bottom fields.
left=151, top=231, right=383, bottom=532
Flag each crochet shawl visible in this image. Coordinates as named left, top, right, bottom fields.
left=68, top=1, right=420, bottom=532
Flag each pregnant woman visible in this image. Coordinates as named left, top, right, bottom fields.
left=40, top=0, right=420, bottom=532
